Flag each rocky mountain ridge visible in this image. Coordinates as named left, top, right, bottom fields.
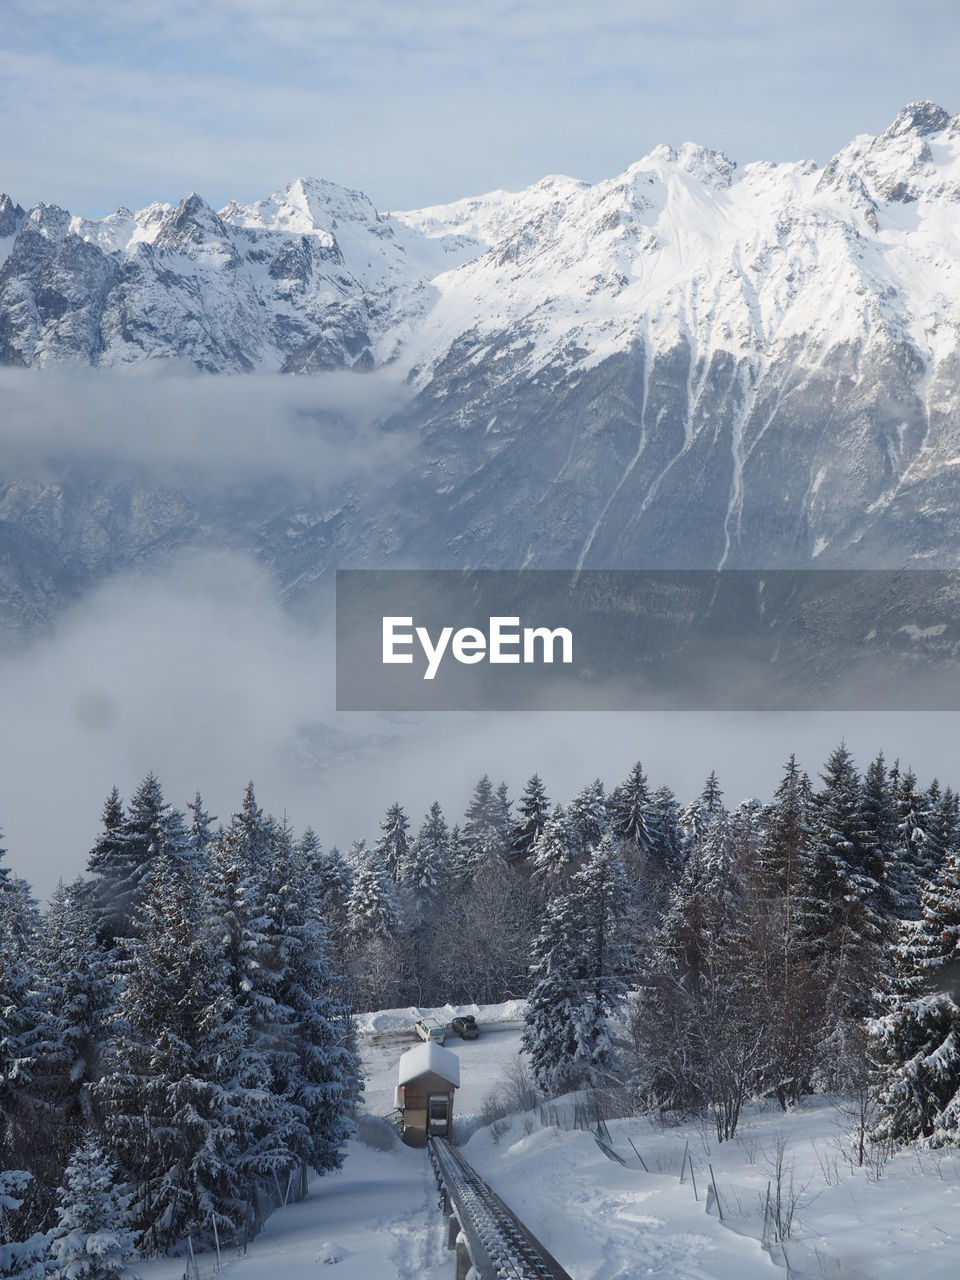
left=2, top=102, right=960, bottom=641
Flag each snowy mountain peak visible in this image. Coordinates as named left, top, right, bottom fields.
left=154, top=193, right=232, bottom=252
left=675, top=142, right=737, bottom=188
left=0, top=193, right=26, bottom=238
left=25, top=202, right=73, bottom=242
left=885, top=99, right=954, bottom=139
left=222, top=175, right=389, bottom=240
left=818, top=101, right=960, bottom=207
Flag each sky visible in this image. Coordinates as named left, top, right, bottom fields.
left=2, top=1, right=959, bottom=215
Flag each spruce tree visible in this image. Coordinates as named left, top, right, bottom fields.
left=521, top=896, right=584, bottom=1095
left=47, top=1134, right=140, bottom=1280
left=34, top=878, right=112, bottom=1128
left=187, top=792, right=217, bottom=859
left=375, top=803, right=410, bottom=884
left=523, top=835, right=631, bottom=1092
left=401, top=803, right=450, bottom=902
left=510, top=775, right=549, bottom=865
left=253, top=825, right=361, bottom=1181
left=609, top=761, right=652, bottom=849
left=530, top=806, right=578, bottom=892
left=345, top=843, right=400, bottom=945
left=871, top=848, right=960, bottom=1146
left=97, top=854, right=270, bottom=1250
left=564, top=779, right=609, bottom=859
left=0, top=843, right=45, bottom=1232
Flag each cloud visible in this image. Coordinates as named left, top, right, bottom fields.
left=0, top=366, right=411, bottom=490
left=3, top=537, right=960, bottom=904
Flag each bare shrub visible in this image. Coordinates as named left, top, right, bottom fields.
left=761, top=1133, right=817, bottom=1240
left=479, top=1054, right=539, bottom=1129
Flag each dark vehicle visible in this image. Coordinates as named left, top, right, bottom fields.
left=451, top=1014, right=479, bottom=1040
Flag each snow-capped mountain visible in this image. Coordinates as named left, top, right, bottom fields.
left=3, top=102, right=960, bottom=638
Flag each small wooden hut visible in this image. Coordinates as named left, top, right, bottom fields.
left=394, top=1041, right=460, bottom=1147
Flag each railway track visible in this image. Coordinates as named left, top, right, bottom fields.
left=428, top=1137, right=573, bottom=1280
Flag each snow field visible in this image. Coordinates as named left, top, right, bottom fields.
left=141, top=1001, right=960, bottom=1280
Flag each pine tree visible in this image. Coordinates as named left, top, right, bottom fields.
left=0, top=847, right=48, bottom=1246
left=375, top=803, right=410, bottom=883
left=47, top=1133, right=139, bottom=1280
left=85, top=787, right=127, bottom=943
left=871, top=848, right=960, bottom=1146
left=187, top=792, right=217, bottom=859
left=313, top=845, right=354, bottom=943
left=88, top=775, right=191, bottom=946
left=33, top=878, right=112, bottom=1129
left=522, top=836, right=631, bottom=1093
left=888, top=768, right=941, bottom=918
left=564, top=779, right=609, bottom=859
left=0, top=844, right=43, bottom=1166
left=460, top=775, right=510, bottom=871
left=231, top=782, right=276, bottom=875
left=862, top=752, right=898, bottom=896
left=794, top=745, right=888, bottom=1081
left=521, top=896, right=585, bottom=1095
left=566, top=835, right=633, bottom=1079
left=645, top=786, right=684, bottom=879
left=252, top=825, right=361, bottom=1180
left=97, top=853, right=272, bottom=1250
left=401, top=803, right=450, bottom=902
left=681, top=772, right=725, bottom=862
left=510, top=775, right=549, bottom=865
left=609, top=762, right=652, bottom=849
left=530, top=806, right=578, bottom=892
left=345, top=843, right=400, bottom=945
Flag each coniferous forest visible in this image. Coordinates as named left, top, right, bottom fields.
left=3, top=745, right=960, bottom=1271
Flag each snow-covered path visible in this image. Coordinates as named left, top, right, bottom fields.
left=238, top=1143, right=449, bottom=1280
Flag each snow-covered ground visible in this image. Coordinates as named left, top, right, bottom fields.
left=139, top=1001, right=960, bottom=1280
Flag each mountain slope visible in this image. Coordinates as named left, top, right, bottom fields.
left=2, top=102, right=960, bottom=639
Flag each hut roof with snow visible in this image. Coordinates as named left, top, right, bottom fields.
left=397, top=1041, right=460, bottom=1089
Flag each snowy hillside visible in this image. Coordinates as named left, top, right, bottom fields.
left=134, top=1000, right=960, bottom=1280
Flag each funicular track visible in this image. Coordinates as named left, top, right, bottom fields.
left=428, top=1137, right=573, bottom=1280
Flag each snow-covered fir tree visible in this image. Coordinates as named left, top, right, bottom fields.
left=530, top=806, right=578, bottom=892
left=400, top=803, right=450, bottom=903
left=871, top=847, right=960, bottom=1146
left=0, top=845, right=46, bottom=1245
left=523, top=835, right=632, bottom=1093
left=564, top=779, right=609, bottom=860
left=32, top=878, right=112, bottom=1150
left=460, top=775, right=510, bottom=872
left=47, top=1133, right=139, bottom=1280
left=374, top=802, right=410, bottom=883
left=88, top=775, right=190, bottom=947
left=252, top=823, right=361, bottom=1183
left=345, top=842, right=400, bottom=944
left=521, top=895, right=586, bottom=1095
left=609, top=761, right=653, bottom=850
left=510, top=774, right=549, bottom=865
left=96, top=852, right=275, bottom=1250
left=187, top=792, right=217, bottom=859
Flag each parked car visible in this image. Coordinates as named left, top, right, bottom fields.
left=414, top=1017, right=445, bottom=1044
left=451, top=1014, right=479, bottom=1040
